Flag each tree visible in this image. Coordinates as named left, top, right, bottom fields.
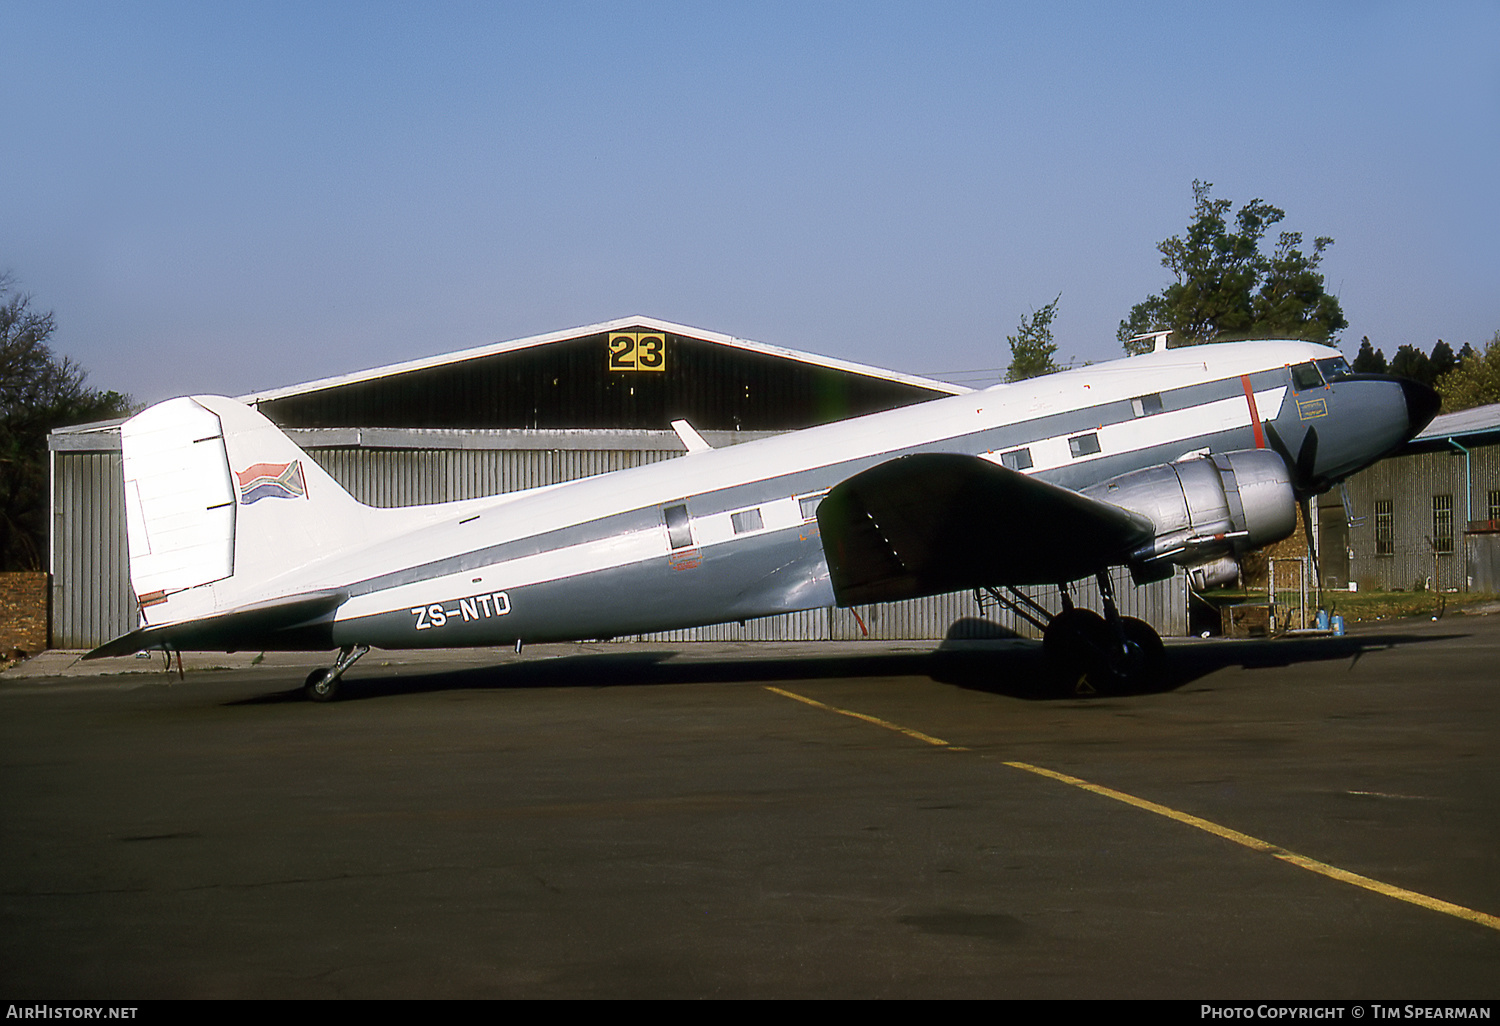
left=1119, top=180, right=1347, bottom=353
left=1, top=275, right=132, bottom=570
left=1005, top=295, right=1061, bottom=382
left=1388, top=344, right=1434, bottom=387
left=1352, top=336, right=1387, bottom=374
left=1435, top=331, right=1500, bottom=414
left=1429, top=339, right=1457, bottom=381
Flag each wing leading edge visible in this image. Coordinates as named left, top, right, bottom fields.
left=816, top=453, right=1154, bottom=605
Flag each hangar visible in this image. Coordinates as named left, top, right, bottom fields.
left=47, top=315, right=1189, bottom=650
left=1335, top=401, right=1500, bottom=593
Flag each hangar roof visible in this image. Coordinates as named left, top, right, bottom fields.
left=236, top=315, right=967, bottom=406
left=1405, top=401, right=1500, bottom=452
left=232, top=315, right=967, bottom=433
left=50, top=315, right=969, bottom=447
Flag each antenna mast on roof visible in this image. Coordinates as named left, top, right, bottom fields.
left=1128, top=330, right=1172, bottom=353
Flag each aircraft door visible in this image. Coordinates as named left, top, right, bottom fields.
left=662, top=502, right=701, bottom=571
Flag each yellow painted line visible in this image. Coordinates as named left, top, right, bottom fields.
left=760, top=685, right=1500, bottom=933
left=762, top=686, right=967, bottom=751
left=1005, top=760, right=1500, bottom=933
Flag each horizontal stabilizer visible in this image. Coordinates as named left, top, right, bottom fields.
left=817, top=453, right=1154, bottom=604
left=84, top=591, right=346, bottom=659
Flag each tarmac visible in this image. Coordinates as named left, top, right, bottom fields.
left=3, top=615, right=1499, bottom=998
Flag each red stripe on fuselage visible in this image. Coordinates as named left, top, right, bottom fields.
left=1241, top=375, right=1265, bottom=448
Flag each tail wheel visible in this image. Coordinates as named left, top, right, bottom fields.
left=304, top=668, right=339, bottom=702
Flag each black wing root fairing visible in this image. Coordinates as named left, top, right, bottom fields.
left=815, top=453, right=1154, bottom=606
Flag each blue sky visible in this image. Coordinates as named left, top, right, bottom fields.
left=4, top=1, right=1497, bottom=404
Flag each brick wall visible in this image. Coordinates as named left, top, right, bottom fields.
left=0, top=572, right=50, bottom=656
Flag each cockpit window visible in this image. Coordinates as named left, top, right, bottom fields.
left=1289, top=362, right=1324, bottom=391
left=1316, top=356, right=1353, bottom=382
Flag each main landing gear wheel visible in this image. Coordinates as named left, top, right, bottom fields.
left=1043, top=608, right=1111, bottom=674
left=1042, top=610, right=1164, bottom=694
left=1096, top=616, right=1166, bottom=691
left=978, top=580, right=1167, bottom=695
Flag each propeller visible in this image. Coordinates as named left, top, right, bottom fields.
left=1263, top=422, right=1322, bottom=498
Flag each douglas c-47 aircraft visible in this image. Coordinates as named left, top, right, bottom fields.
left=87, top=337, right=1439, bottom=699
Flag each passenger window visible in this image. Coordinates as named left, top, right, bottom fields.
left=663, top=504, right=693, bottom=549
left=999, top=448, right=1033, bottom=471
left=731, top=508, right=763, bottom=534
left=1069, top=433, right=1101, bottom=458
left=1131, top=393, right=1163, bottom=417
left=798, top=494, right=824, bottom=521
left=1290, top=362, right=1324, bottom=391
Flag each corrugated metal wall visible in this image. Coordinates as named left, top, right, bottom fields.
left=1345, top=445, right=1500, bottom=592
left=50, top=438, right=1188, bottom=649
left=50, top=452, right=134, bottom=649
left=313, top=446, right=679, bottom=507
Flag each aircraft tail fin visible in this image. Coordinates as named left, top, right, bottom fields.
left=119, top=395, right=373, bottom=633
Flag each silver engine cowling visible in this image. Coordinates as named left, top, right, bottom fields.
left=1080, top=449, right=1297, bottom=586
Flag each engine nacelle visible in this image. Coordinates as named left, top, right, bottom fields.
left=1081, top=449, right=1297, bottom=584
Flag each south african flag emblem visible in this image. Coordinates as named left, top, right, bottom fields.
left=236, top=461, right=307, bottom=504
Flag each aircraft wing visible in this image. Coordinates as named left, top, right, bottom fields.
left=816, top=453, right=1155, bottom=605
left=83, top=590, right=346, bottom=660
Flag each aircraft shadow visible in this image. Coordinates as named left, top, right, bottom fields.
left=231, top=626, right=1462, bottom=705
left=933, top=627, right=1464, bottom=699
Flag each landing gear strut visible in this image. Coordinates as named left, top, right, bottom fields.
left=979, top=574, right=1164, bottom=693
left=303, top=644, right=369, bottom=702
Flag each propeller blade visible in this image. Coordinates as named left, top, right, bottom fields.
left=1264, top=422, right=1323, bottom=497
left=1296, top=425, right=1320, bottom=487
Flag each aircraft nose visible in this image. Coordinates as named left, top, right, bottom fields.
left=1399, top=378, right=1441, bottom=436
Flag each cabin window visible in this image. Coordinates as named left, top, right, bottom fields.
left=1068, top=433, right=1101, bottom=458
left=663, top=504, right=693, bottom=549
left=1290, top=362, right=1324, bottom=391
left=798, top=494, right=824, bottom=521
left=1131, top=393, right=1163, bottom=417
left=731, top=508, right=764, bottom=534
left=1375, top=500, right=1394, bottom=556
left=1433, top=495, right=1454, bottom=553
left=999, top=447, right=1033, bottom=471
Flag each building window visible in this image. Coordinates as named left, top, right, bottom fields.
left=1375, top=500, right=1393, bottom=556
left=1068, top=433, right=1101, bottom=458
left=1489, top=490, right=1500, bottom=524
left=1433, top=495, right=1454, bottom=553
left=1000, top=447, right=1033, bottom=471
